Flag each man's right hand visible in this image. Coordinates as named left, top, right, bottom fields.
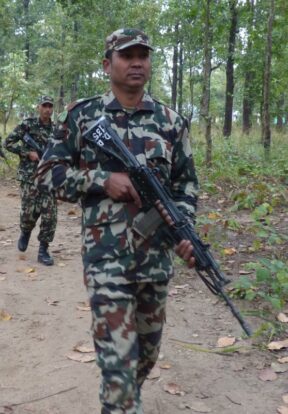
left=28, top=151, right=40, bottom=161
left=104, top=172, right=142, bottom=208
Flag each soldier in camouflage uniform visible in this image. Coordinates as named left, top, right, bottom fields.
left=36, top=29, right=199, bottom=413
left=4, top=95, right=57, bottom=266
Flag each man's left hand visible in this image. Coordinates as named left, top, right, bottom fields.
left=175, top=240, right=195, bottom=268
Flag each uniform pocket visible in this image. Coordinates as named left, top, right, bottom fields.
left=144, top=139, right=172, bottom=165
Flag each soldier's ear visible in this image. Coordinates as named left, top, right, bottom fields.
left=103, top=58, right=111, bottom=75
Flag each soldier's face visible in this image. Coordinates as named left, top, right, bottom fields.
left=38, top=103, right=53, bottom=122
left=103, top=45, right=151, bottom=91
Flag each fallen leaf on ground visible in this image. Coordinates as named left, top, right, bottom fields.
left=208, top=212, right=221, bottom=220
left=278, top=357, right=288, bottom=364
left=159, top=362, right=172, bottom=369
left=268, top=339, right=288, bottom=350
left=0, top=276, right=6, bottom=281
left=277, top=313, right=288, bottom=323
left=45, top=298, right=60, bottom=306
left=217, top=336, right=236, bottom=348
left=168, top=288, right=178, bottom=296
left=76, top=301, right=91, bottom=311
left=147, top=365, right=161, bottom=379
left=282, top=394, right=288, bottom=404
left=188, top=401, right=212, bottom=413
left=271, top=362, right=288, bottom=373
left=0, top=240, right=12, bottom=246
left=163, top=382, right=185, bottom=396
left=277, top=406, right=288, bottom=414
left=223, top=247, right=237, bottom=256
left=24, top=267, right=36, bottom=274
left=0, top=310, right=12, bottom=321
left=57, top=262, right=66, bottom=267
left=258, top=368, right=277, bottom=381
left=66, top=351, right=95, bottom=363
left=73, top=344, right=94, bottom=353
left=174, top=284, right=189, bottom=289
left=239, top=270, right=254, bottom=275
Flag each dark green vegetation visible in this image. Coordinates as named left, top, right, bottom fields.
left=192, top=129, right=288, bottom=339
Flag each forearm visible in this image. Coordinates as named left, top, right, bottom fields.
left=36, top=160, right=110, bottom=202
left=4, top=130, right=30, bottom=158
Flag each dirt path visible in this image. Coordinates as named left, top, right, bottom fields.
left=1, top=178, right=288, bottom=414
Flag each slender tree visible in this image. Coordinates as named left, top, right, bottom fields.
left=262, top=0, right=275, bottom=158
left=171, top=23, right=179, bottom=110
left=200, top=0, right=213, bottom=166
left=223, top=0, right=238, bottom=138
left=242, top=0, right=255, bottom=134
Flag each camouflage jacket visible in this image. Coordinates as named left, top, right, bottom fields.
left=4, top=117, right=54, bottom=183
left=36, top=91, right=199, bottom=281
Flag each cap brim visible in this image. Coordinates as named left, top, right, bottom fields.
left=40, top=101, right=53, bottom=105
left=115, top=41, right=154, bottom=51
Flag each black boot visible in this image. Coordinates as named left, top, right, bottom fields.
left=38, top=241, right=54, bottom=266
left=18, top=231, right=31, bottom=252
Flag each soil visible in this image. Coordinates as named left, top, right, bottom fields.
left=1, top=175, right=288, bottom=414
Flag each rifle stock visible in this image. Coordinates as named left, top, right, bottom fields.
left=83, top=116, right=253, bottom=336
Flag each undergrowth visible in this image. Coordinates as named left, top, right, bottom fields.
left=192, top=127, right=288, bottom=338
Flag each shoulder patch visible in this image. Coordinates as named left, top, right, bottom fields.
left=58, top=110, right=68, bottom=123
left=152, top=96, right=187, bottom=122
left=66, top=95, right=101, bottom=112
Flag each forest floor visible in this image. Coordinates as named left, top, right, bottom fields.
left=1, top=174, right=288, bottom=414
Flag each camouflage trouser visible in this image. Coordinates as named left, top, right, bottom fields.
left=19, top=181, right=57, bottom=243
left=87, top=279, right=169, bottom=414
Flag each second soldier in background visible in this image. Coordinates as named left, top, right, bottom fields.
left=4, top=95, right=57, bottom=265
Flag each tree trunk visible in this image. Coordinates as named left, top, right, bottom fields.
left=171, top=23, right=179, bottom=111
left=242, top=70, right=254, bottom=134
left=262, top=0, right=275, bottom=159
left=23, top=0, right=30, bottom=80
left=200, top=0, right=213, bottom=166
left=70, top=19, right=79, bottom=102
left=223, top=0, right=238, bottom=138
left=178, top=40, right=183, bottom=115
left=242, top=0, right=255, bottom=134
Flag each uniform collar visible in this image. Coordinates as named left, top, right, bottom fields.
left=38, top=117, right=52, bottom=126
left=103, top=90, right=155, bottom=113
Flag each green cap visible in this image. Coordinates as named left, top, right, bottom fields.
left=38, top=95, right=54, bottom=105
left=105, top=28, right=153, bottom=56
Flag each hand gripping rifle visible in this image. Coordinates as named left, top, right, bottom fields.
left=23, top=132, right=45, bottom=157
left=83, top=116, right=252, bottom=336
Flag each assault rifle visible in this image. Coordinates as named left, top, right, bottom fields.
left=0, top=139, right=11, bottom=168
left=23, top=132, right=44, bottom=156
left=83, top=116, right=252, bottom=336
left=0, top=146, right=7, bottom=160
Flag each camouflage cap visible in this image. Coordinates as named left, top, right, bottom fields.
left=38, top=95, right=54, bottom=105
left=105, top=28, right=154, bottom=56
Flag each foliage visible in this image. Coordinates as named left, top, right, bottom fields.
left=0, top=0, right=287, bottom=130
left=232, top=258, right=288, bottom=310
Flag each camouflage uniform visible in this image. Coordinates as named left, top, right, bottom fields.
left=36, top=29, right=198, bottom=414
left=4, top=117, right=57, bottom=244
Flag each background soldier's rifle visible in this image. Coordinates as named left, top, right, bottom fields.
left=83, top=116, right=253, bottom=337
left=23, top=132, right=44, bottom=157
left=0, top=140, right=11, bottom=168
